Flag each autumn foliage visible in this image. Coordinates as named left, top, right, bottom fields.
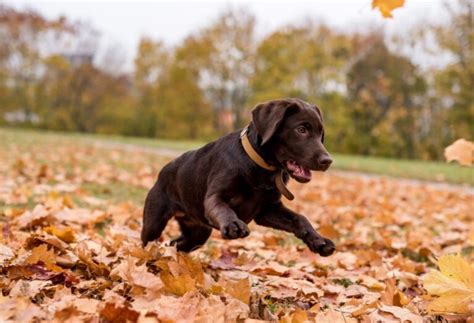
left=0, top=132, right=473, bottom=321
left=0, top=1, right=473, bottom=320
left=0, top=0, right=473, bottom=160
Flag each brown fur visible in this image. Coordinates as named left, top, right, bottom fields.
left=141, top=98, right=335, bottom=256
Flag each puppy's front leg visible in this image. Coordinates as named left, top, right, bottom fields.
left=255, top=202, right=335, bottom=256
left=204, top=194, right=250, bottom=239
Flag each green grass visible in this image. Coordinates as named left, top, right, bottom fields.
left=332, top=153, right=473, bottom=185
left=81, top=183, right=148, bottom=205
left=1, top=127, right=472, bottom=186
left=0, top=126, right=204, bottom=151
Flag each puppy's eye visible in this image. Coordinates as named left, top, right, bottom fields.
left=295, top=126, right=307, bottom=134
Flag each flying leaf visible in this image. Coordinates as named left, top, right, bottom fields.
left=423, top=254, right=474, bottom=314
left=372, top=0, right=405, bottom=18
left=444, top=138, right=474, bottom=166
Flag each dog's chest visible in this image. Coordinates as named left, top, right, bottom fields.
left=227, top=182, right=279, bottom=223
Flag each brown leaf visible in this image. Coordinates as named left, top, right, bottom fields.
left=26, top=244, right=62, bottom=271
left=0, top=244, right=15, bottom=266
left=156, top=253, right=204, bottom=296
left=110, top=257, right=163, bottom=292
left=100, top=302, right=140, bottom=323
left=280, top=308, right=308, bottom=323
left=319, top=224, right=340, bottom=240
left=315, top=308, right=357, bottom=323
left=379, top=304, right=423, bottom=323
left=221, top=277, right=251, bottom=305
left=14, top=205, right=51, bottom=229
left=75, top=241, right=110, bottom=276
left=160, top=269, right=196, bottom=296
left=9, top=280, right=50, bottom=298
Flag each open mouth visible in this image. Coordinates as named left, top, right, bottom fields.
left=286, top=160, right=312, bottom=183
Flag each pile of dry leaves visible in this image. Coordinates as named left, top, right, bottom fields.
left=0, top=135, right=473, bottom=322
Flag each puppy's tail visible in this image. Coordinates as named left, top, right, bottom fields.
left=141, top=182, right=173, bottom=246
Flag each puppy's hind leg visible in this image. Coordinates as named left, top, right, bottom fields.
left=171, top=219, right=212, bottom=252
left=141, top=182, right=174, bottom=246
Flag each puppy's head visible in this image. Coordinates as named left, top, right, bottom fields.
left=251, top=98, right=332, bottom=183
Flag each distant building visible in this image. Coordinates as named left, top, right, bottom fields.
left=4, top=111, right=41, bottom=124
left=217, top=110, right=234, bottom=133
left=61, top=53, right=94, bottom=68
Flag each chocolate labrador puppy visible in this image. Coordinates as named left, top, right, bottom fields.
left=141, top=98, right=335, bottom=256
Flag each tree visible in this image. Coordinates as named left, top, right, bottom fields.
left=431, top=0, right=473, bottom=143
left=39, top=55, right=131, bottom=133
left=0, top=5, right=72, bottom=125
left=156, top=36, right=214, bottom=139
left=191, top=8, right=257, bottom=133
left=253, top=22, right=350, bottom=100
left=346, top=32, right=426, bottom=158
left=251, top=22, right=352, bottom=153
left=132, top=38, right=170, bottom=137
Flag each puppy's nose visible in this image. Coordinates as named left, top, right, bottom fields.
left=318, top=156, right=332, bottom=167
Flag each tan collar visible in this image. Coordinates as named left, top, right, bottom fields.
left=240, top=127, right=276, bottom=171
left=240, top=126, right=294, bottom=200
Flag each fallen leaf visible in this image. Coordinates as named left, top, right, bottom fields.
left=13, top=205, right=51, bottom=229
left=319, top=224, right=340, bottom=240
left=1, top=131, right=472, bottom=321
left=156, top=253, right=204, bottom=296
left=221, top=277, right=251, bottom=304
left=423, top=254, right=474, bottom=314
left=26, top=244, right=62, bottom=271
left=280, top=308, right=308, bottom=323
left=0, top=244, right=15, bottom=265
left=315, top=308, right=357, bottom=323
left=44, top=226, right=76, bottom=243
left=379, top=304, right=423, bottom=323
left=9, top=280, right=50, bottom=298
left=110, top=257, right=163, bottom=292
left=99, top=302, right=140, bottom=323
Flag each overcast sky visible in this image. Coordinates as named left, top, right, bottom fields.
left=5, top=0, right=447, bottom=71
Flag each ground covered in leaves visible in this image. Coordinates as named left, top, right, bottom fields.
left=0, top=132, right=473, bottom=322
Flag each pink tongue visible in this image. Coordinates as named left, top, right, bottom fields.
left=294, top=166, right=311, bottom=179
left=287, top=161, right=311, bottom=180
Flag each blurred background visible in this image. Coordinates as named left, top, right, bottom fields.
left=0, top=0, right=472, bottom=160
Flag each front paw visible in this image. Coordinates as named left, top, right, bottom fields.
left=221, top=220, right=250, bottom=239
left=306, top=236, right=335, bottom=257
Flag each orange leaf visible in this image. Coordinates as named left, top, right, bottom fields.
left=372, top=0, right=405, bottom=18
left=444, top=138, right=474, bottom=166
left=221, top=277, right=251, bottom=304
left=160, top=270, right=197, bottom=296
left=156, top=253, right=204, bottom=296
left=26, top=244, right=62, bottom=272
left=44, top=226, right=76, bottom=243
left=319, top=224, right=340, bottom=240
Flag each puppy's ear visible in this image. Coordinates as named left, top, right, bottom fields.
left=313, top=105, right=323, bottom=122
left=313, top=105, right=325, bottom=143
left=251, top=100, right=293, bottom=145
